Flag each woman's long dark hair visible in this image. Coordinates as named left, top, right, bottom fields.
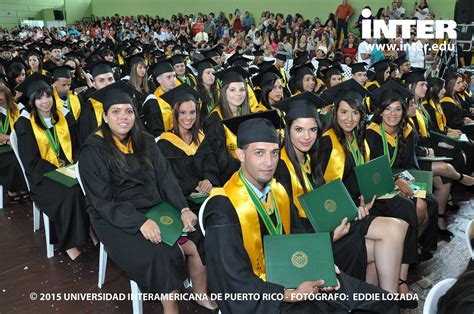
left=196, top=67, right=218, bottom=111
left=260, top=77, right=281, bottom=109
left=171, top=99, right=201, bottom=145
left=7, top=62, right=25, bottom=89
left=99, top=105, right=152, bottom=173
left=426, top=77, right=445, bottom=104
left=371, top=97, right=410, bottom=156
left=29, top=87, right=59, bottom=129
left=283, top=114, right=325, bottom=192
left=328, top=98, right=368, bottom=159
left=445, top=73, right=462, bottom=107
left=374, top=66, right=388, bottom=86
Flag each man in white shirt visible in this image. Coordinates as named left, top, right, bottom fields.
left=194, top=26, right=209, bottom=44
left=409, top=38, right=431, bottom=68
left=247, top=24, right=257, bottom=40
left=357, top=38, right=374, bottom=66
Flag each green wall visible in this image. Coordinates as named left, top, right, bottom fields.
left=91, top=0, right=456, bottom=24
left=0, top=0, right=456, bottom=30
left=0, top=0, right=63, bottom=30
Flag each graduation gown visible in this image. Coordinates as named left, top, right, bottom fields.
left=140, top=86, right=174, bottom=137
left=274, top=146, right=370, bottom=281
left=157, top=131, right=220, bottom=198
left=366, top=123, right=438, bottom=253
left=14, top=109, right=89, bottom=251
left=78, top=132, right=188, bottom=293
left=77, top=88, right=105, bottom=145
left=0, top=104, right=28, bottom=192
left=321, top=128, right=418, bottom=264
left=203, top=172, right=399, bottom=314
left=202, top=108, right=241, bottom=184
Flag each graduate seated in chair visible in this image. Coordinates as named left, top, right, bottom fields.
left=79, top=80, right=217, bottom=313
left=14, top=73, right=95, bottom=262
left=202, top=110, right=399, bottom=314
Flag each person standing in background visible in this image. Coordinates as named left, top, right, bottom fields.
left=335, top=0, right=353, bottom=44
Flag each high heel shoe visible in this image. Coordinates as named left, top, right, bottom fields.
left=398, top=279, right=418, bottom=309
left=438, top=214, right=454, bottom=239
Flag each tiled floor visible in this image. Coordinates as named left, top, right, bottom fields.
left=0, top=193, right=472, bottom=313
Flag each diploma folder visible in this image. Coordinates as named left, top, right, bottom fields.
left=298, top=179, right=358, bottom=232
left=264, top=233, right=337, bottom=288
left=354, top=155, right=395, bottom=201
left=145, top=202, right=184, bottom=246
left=44, top=164, right=78, bottom=187
left=393, top=169, right=433, bottom=197
left=0, top=145, right=13, bottom=154
left=430, top=131, right=468, bottom=150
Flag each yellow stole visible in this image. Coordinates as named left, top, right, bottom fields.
left=247, top=83, right=260, bottom=112
left=30, top=111, right=73, bottom=167
left=278, top=67, right=287, bottom=88
left=53, top=88, right=81, bottom=120
left=2, top=105, right=20, bottom=132
left=411, top=109, right=428, bottom=137
left=95, top=131, right=134, bottom=154
left=253, top=102, right=268, bottom=112
left=423, top=99, right=446, bottom=132
left=154, top=86, right=174, bottom=131
left=365, top=81, right=380, bottom=90
left=89, top=98, right=104, bottom=126
left=323, top=128, right=370, bottom=183
left=440, top=96, right=461, bottom=109
left=159, top=131, right=205, bottom=156
left=208, top=172, right=290, bottom=281
left=117, top=54, right=124, bottom=65
left=368, top=122, right=412, bottom=147
left=212, top=107, right=238, bottom=159
left=280, top=147, right=311, bottom=218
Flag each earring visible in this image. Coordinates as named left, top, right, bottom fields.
left=104, top=120, right=108, bottom=124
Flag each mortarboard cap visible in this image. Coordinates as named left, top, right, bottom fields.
left=393, top=56, right=410, bottom=67
left=293, top=52, right=310, bottom=66
left=275, top=52, right=287, bottom=62
left=149, top=58, right=174, bottom=77
left=83, top=60, right=115, bottom=78
left=321, top=78, right=371, bottom=104
left=348, top=62, right=368, bottom=74
left=89, top=80, right=135, bottom=112
left=290, top=63, right=315, bottom=79
left=222, top=110, right=281, bottom=148
left=169, top=54, right=186, bottom=66
left=371, top=80, right=414, bottom=109
left=125, top=53, right=145, bottom=67
left=252, top=65, right=282, bottom=88
left=160, top=83, right=200, bottom=107
left=51, top=65, right=73, bottom=80
left=191, top=58, right=217, bottom=73
left=401, top=68, right=426, bottom=85
left=320, top=65, right=343, bottom=78
left=214, top=66, right=249, bottom=86
left=273, top=91, right=328, bottom=120
left=370, top=59, right=390, bottom=72
left=16, top=72, right=52, bottom=99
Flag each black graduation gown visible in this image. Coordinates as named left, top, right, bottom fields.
left=366, top=128, right=438, bottom=253
left=157, top=135, right=220, bottom=200
left=202, top=111, right=240, bottom=183
left=274, top=157, right=371, bottom=281
left=77, top=94, right=100, bottom=146
left=14, top=113, right=89, bottom=251
left=0, top=111, right=27, bottom=192
left=320, top=135, right=419, bottom=264
left=441, top=97, right=469, bottom=130
left=140, top=96, right=166, bottom=137
left=78, top=133, right=188, bottom=293
left=203, top=195, right=399, bottom=314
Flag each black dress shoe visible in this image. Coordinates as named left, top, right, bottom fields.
left=399, top=299, right=418, bottom=309
left=73, top=252, right=92, bottom=263
left=438, top=227, right=454, bottom=238
left=419, top=251, right=433, bottom=262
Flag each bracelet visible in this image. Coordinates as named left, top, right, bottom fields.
left=181, top=208, right=191, bottom=214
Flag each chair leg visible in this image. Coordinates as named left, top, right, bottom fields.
left=42, top=213, right=54, bottom=258
left=0, top=185, right=3, bottom=209
left=130, top=280, right=143, bottom=314
left=98, top=242, right=108, bottom=288
left=33, top=202, right=40, bottom=232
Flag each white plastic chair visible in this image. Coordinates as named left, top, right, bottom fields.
left=423, top=278, right=457, bottom=314
left=466, top=219, right=474, bottom=260
left=198, top=197, right=211, bottom=236
left=76, top=162, right=143, bottom=314
left=0, top=184, right=3, bottom=209
left=10, top=131, right=53, bottom=257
